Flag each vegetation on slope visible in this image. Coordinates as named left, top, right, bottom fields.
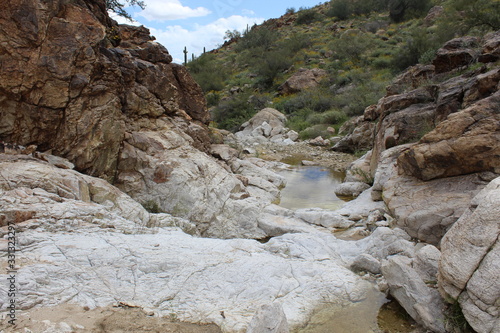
left=187, top=0, right=499, bottom=138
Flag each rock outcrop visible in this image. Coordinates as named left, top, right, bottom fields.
left=0, top=0, right=207, bottom=182
left=433, top=36, right=480, bottom=74
left=335, top=32, right=500, bottom=246
left=278, top=68, right=327, bottom=95
left=332, top=32, right=499, bottom=331
left=0, top=0, right=305, bottom=239
left=235, top=108, right=298, bottom=146
left=398, top=89, right=500, bottom=180
left=439, top=177, right=500, bottom=333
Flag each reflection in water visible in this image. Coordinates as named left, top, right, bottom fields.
left=278, top=163, right=415, bottom=333
left=295, top=285, right=388, bottom=333
left=278, top=166, right=345, bottom=210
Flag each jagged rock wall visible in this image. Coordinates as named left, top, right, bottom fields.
left=0, top=0, right=284, bottom=238
left=340, top=32, right=500, bottom=245
left=339, top=32, right=500, bottom=332
left=0, top=0, right=208, bottom=182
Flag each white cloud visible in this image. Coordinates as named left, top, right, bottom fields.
left=149, top=15, right=264, bottom=63
left=108, top=11, right=143, bottom=26
left=137, top=0, right=211, bottom=21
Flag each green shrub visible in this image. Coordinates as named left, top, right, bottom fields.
left=320, top=110, right=348, bottom=124
left=187, top=53, right=227, bottom=92
left=331, top=31, right=373, bottom=63
left=328, top=0, right=351, bottom=20
left=206, top=91, right=221, bottom=107
left=211, top=92, right=255, bottom=131
left=281, top=34, right=312, bottom=54
left=389, top=0, right=432, bottom=22
left=390, top=26, right=453, bottom=71
left=296, top=9, right=322, bottom=25
left=253, top=50, right=293, bottom=89
left=235, top=26, right=278, bottom=52
left=299, top=124, right=331, bottom=140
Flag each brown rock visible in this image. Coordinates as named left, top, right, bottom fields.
left=398, top=92, right=500, bottom=181
left=332, top=119, right=375, bottom=154
left=279, top=68, right=327, bottom=95
left=383, top=164, right=490, bottom=245
left=309, top=136, right=330, bottom=147
left=481, top=30, right=500, bottom=58
left=377, top=88, right=435, bottom=115
left=386, top=65, right=435, bottom=96
left=432, top=36, right=480, bottom=74
left=424, top=6, right=444, bottom=26
left=370, top=103, right=436, bottom=175
left=363, top=104, right=380, bottom=121
left=0, top=0, right=209, bottom=182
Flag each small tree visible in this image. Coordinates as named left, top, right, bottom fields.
left=106, top=0, right=145, bottom=21
left=328, top=0, right=351, bottom=20
left=447, top=0, right=500, bottom=31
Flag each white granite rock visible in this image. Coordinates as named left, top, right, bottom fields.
left=246, top=303, right=289, bottom=333
left=334, top=182, right=371, bottom=198
left=439, top=177, right=500, bottom=333
left=382, top=256, right=446, bottom=333
left=294, top=208, right=355, bottom=229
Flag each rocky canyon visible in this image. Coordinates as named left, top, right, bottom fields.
left=0, top=1, right=499, bottom=333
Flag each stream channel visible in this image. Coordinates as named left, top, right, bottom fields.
left=276, top=160, right=416, bottom=333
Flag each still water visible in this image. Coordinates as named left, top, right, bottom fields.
left=278, top=166, right=346, bottom=210
left=277, top=161, right=416, bottom=333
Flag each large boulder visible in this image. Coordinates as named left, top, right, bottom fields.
left=332, top=116, right=375, bottom=154
left=377, top=144, right=492, bottom=245
left=278, top=68, right=327, bottom=95
left=382, top=255, right=446, bottom=333
left=439, top=177, right=500, bottom=333
left=398, top=90, right=500, bottom=180
left=433, top=36, right=480, bottom=73
left=369, top=88, right=437, bottom=175
left=235, top=108, right=292, bottom=145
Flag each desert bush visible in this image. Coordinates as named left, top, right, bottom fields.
left=299, top=124, right=331, bottom=140
left=211, top=92, right=255, bottom=131
left=296, top=8, right=322, bottom=25
left=281, top=34, right=312, bottom=53
left=331, top=31, right=373, bottom=63
left=389, top=0, right=432, bottom=22
left=253, top=50, right=293, bottom=89
left=320, top=110, right=348, bottom=124
left=328, top=0, right=351, bottom=20
left=187, top=53, right=227, bottom=92
left=235, top=26, right=278, bottom=51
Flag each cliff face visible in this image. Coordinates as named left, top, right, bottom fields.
left=0, top=0, right=304, bottom=239
left=0, top=0, right=208, bottom=182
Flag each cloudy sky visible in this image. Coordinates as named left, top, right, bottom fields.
left=111, top=0, right=323, bottom=63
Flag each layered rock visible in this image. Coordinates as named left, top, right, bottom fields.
left=378, top=146, right=493, bottom=245
left=439, top=177, right=500, bottom=333
left=399, top=89, right=500, bottom=180
left=433, top=36, right=480, bottom=74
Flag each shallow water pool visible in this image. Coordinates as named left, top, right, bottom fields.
left=278, top=166, right=346, bottom=210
